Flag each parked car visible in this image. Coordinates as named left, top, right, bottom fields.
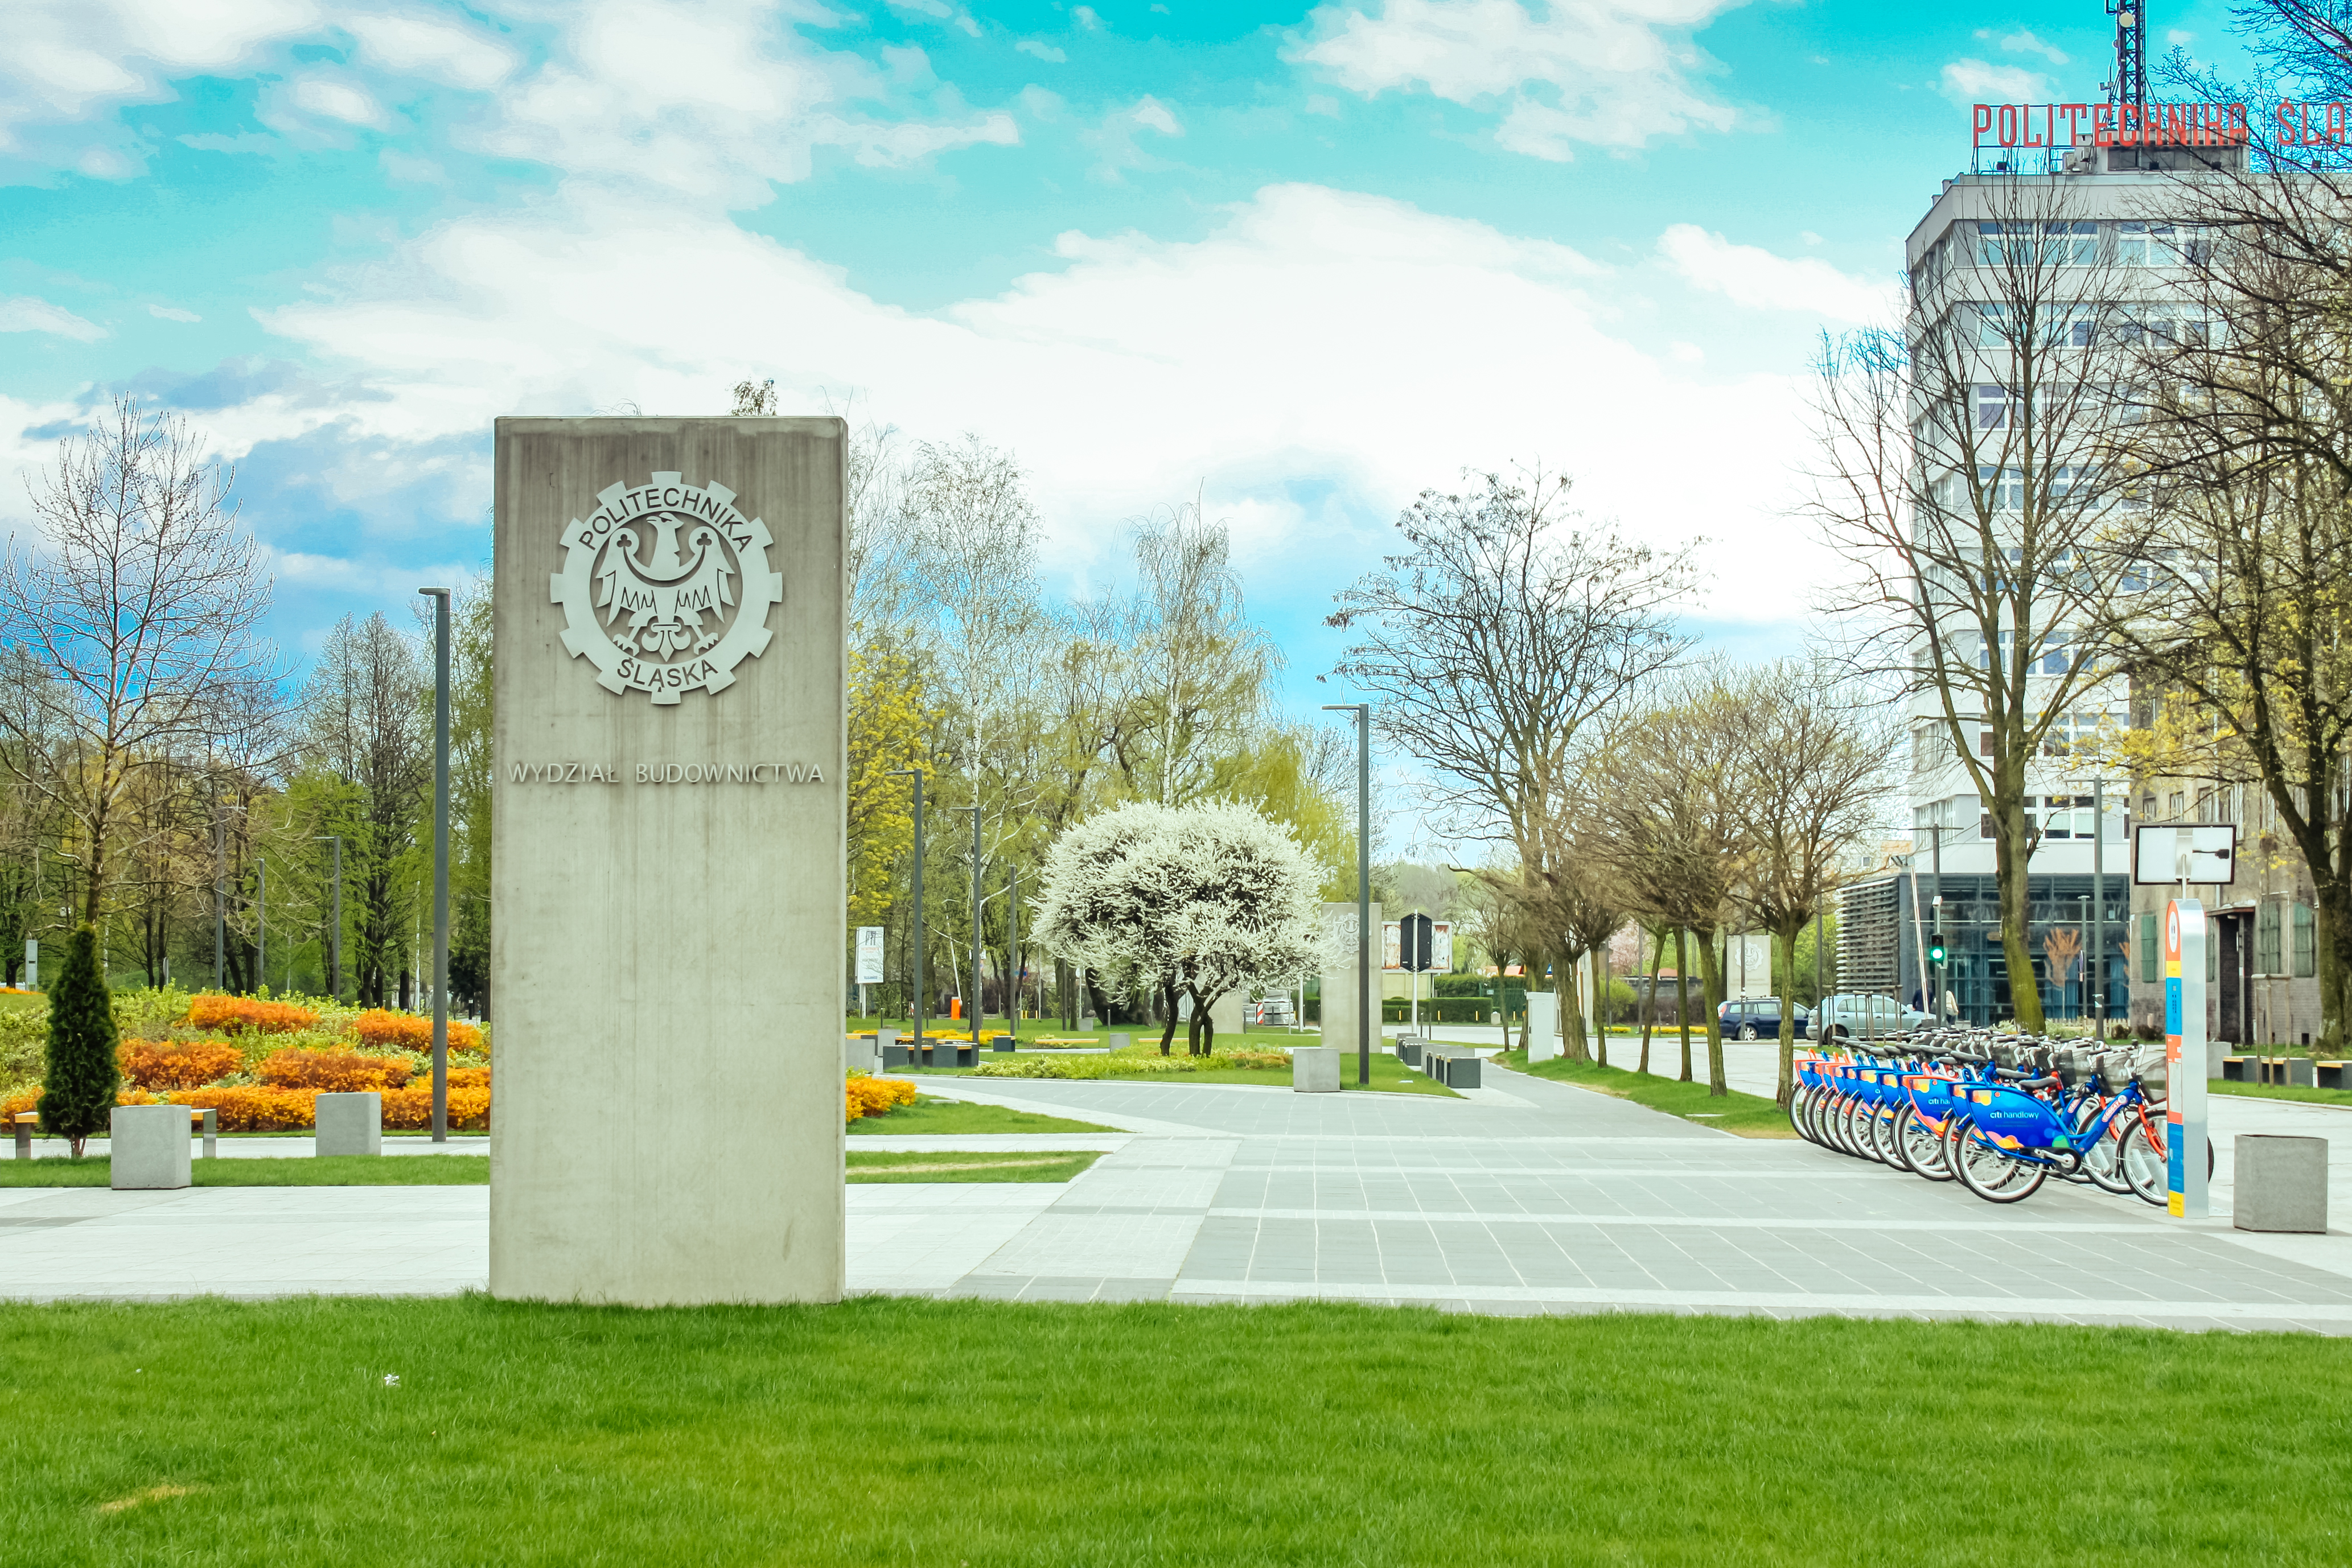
left=1807, top=993, right=1928, bottom=1042
left=1716, top=998, right=1810, bottom=1041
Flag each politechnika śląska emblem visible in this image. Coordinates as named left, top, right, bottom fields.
left=550, top=472, right=785, bottom=705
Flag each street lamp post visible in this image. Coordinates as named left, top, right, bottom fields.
left=313, top=836, right=342, bottom=999
left=1006, top=865, right=1019, bottom=1042
left=419, top=586, right=453, bottom=1143
left=1322, top=702, right=1371, bottom=1087
left=257, top=858, right=265, bottom=994
left=888, top=771, right=926, bottom=1046
left=2076, top=894, right=2092, bottom=1027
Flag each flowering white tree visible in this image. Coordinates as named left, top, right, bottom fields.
left=1034, top=799, right=1321, bottom=1055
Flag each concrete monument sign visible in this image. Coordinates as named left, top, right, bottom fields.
left=1319, top=900, right=1382, bottom=1053
left=491, top=417, right=846, bottom=1306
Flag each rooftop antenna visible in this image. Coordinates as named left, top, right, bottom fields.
left=2107, top=1, right=2148, bottom=120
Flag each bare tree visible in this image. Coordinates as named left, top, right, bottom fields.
left=0, top=396, right=277, bottom=928
left=1329, top=468, right=1696, bottom=1035
left=1117, top=494, right=1280, bottom=805
left=1727, top=660, right=1899, bottom=1102
left=2099, top=167, right=2352, bottom=1047
left=1587, top=674, right=1751, bottom=1096
left=1807, top=176, right=2136, bottom=1031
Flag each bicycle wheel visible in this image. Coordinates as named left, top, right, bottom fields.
left=1840, top=1096, right=1881, bottom=1162
left=1810, top=1089, right=1847, bottom=1153
left=1948, top=1117, right=2049, bottom=1204
left=1897, top=1101, right=1952, bottom=1181
left=2117, top=1117, right=2166, bottom=1206
left=1787, top=1082, right=1814, bottom=1142
left=1871, top=1101, right=1911, bottom=1172
left=2078, top=1103, right=2131, bottom=1195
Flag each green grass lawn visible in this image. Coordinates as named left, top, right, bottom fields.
left=912, top=1033, right=1456, bottom=1096
left=2211, top=1080, right=2352, bottom=1109
left=1, top=1296, right=2346, bottom=1566
left=0, top=1155, right=490, bottom=1187
left=841, top=1149, right=1103, bottom=1183
left=1497, top=1051, right=1796, bottom=1137
left=847, top=1094, right=1117, bottom=1136
left=0, top=1151, right=1095, bottom=1187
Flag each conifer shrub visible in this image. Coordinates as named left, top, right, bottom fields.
left=39, top=927, right=118, bottom=1157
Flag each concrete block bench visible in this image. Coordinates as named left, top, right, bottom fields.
left=2235, top=1135, right=2329, bottom=1233
left=315, top=1091, right=383, bottom=1157
left=110, top=1103, right=190, bottom=1190
left=1293, top=1046, right=1341, bottom=1093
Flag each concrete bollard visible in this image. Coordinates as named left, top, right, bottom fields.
left=844, top=1033, right=879, bottom=1073
left=110, top=1103, right=191, bottom=1190
left=314, top=1091, right=383, bottom=1157
left=2234, top=1134, right=2329, bottom=1233
left=1292, top=1046, right=1342, bottom=1094
left=1109, top=1032, right=1130, bottom=1051
left=13, top=1111, right=32, bottom=1160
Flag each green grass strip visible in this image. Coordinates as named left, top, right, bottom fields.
left=2210, top=1080, right=2352, bottom=1109
left=843, top=1149, right=1103, bottom=1183
left=2, top=1295, right=2347, bottom=1565
left=0, top=1150, right=1100, bottom=1188
left=0, top=1155, right=490, bottom=1187
left=1498, top=1051, right=1796, bottom=1137
left=846, top=1095, right=1117, bottom=1135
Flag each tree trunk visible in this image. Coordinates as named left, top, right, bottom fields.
left=1695, top=922, right=1728, bottom=1097
left=1675, top=927, right=1693, bottom=1083
left=1772, top=921, right=1801, bottom=1106
left=1158, top=977, right=1179, bottom=1054
left=2317, top=873, right=2352, bottom=1057
left=1558, top=941, right=1590, bottom=1063
left=1639, top=927, right=1663, bottom=1076
left=1993, top=793, right=2046, bottom=1031
left=1590, top=946, right=1610, bottom=1069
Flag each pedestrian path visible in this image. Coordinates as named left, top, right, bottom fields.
left=3, top=1063, right=2348, bottom=1330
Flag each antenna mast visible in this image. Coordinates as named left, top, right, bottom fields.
left=2107, top=1, right=2148, bottom=119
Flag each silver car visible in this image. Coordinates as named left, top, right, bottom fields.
left=1807, top=993, right=1927, bottom=1042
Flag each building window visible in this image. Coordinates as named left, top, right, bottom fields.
left=2143, top=793, right=2157, bottom=818
left=1976, top=385, right=2009, bottom=429
left=2047, top=220, right=2099, bottom=264
left=2140, top=912, right=2159, bottom=983
left=2259, top=900, right=2282, bottom=977
left=2168, top=791, right=2184, bottom=818
left=2295, top=903, right=2316, bottom=978
left=1980, top=810, right=1996, bottom=839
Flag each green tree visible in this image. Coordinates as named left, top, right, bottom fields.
left=39, top=925, right=118, bottom=1157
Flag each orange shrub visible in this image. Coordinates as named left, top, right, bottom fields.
left=183, top=994, right=319, bottom=1035
left=352, top=1010, right=484, bottom=1054
left=165, top=1086, right=318, bottom=1131
left=257, top=1050, right=412, bottom=1092
left=845, top=1072, right=918, bottom=1124
left=382, top=1083, right=490, bottom=1130
left=120, top=1039, right=245, bottom=1090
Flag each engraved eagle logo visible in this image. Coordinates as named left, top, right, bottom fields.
left=595, top=512, right=738, bottom=661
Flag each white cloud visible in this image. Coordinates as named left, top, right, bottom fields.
left=1073, top=6, right=1105, bottom=29
left=1977, top=27, right=2067, bottom=65
left=1017, top=39, right=1068, bottom=61
left=1293, top=0, right=1749, bottom=160
left=2166, top=27, right=2196, bottom=46
left=343, top=13, right=516, bottom=90
left=1657, top=224, right=1897, bottom=324
left=0, top=295, right=105, bottom=340
left=1085, top=94, right=1183, bottom=179
left=202, top=182, right=1810, bottom=622
left=0, top=0, right=321, bottom=159
left=147, top=303, right=200, bottom=322
left=1939, top=59, right=2050, bottom=103
left=475, top=0, right=1019, bottom=202
left=285, top=74, right=391, bottom=129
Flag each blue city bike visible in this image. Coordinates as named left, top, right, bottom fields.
left=1937, top=1049, right=2186, bottom=1204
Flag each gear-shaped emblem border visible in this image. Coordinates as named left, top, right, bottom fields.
left=550, top=471, right=786, bottom=705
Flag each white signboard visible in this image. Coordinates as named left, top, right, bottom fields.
left=2132, top=825, right=2236, bottom=886
left=854, top=927, right=884, bottom=985
left=1381, top=919, right=1454, bottom=973
left=22, top=939, right=33, bottom=990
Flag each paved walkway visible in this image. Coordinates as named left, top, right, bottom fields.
left=5, top=1061, right=2350, bottom=1328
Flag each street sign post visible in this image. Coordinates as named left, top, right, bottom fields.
left=2133, top=825, right=2235, bottom=884
left=854, top=925, right=883, bottom=1016
left=2164, top=898, right=2209, bottom=1218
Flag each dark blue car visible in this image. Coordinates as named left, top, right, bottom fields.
left=1716, top=998, right=1811, bottom=1040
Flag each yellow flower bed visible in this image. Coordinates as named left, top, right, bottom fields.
left=845, top=1072, right=918, bottom=1125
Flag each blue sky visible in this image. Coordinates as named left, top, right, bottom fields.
left=0, top=0, right=2253, bottom=718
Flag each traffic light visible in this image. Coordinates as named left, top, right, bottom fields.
left=1928, top=935, right=1948, bottom=967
